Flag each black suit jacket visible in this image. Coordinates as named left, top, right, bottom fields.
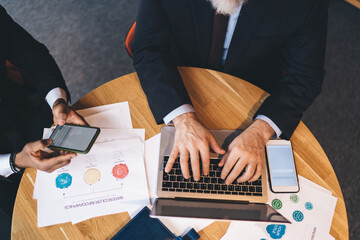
left=0, top=5, right=70, bottom=152
left=132, top=0, right=329, bottom=139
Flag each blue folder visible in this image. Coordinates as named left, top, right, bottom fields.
left=111, top=206, right=199, bottom=240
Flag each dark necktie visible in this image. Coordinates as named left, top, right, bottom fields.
left=207, top=13, right=229, bottom=70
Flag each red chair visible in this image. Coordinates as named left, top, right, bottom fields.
left=125, top=21, right=136, bottom=57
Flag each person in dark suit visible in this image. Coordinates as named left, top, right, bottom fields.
left=0, top=5, right=85, bottom=239
left=133, top=0, right=328, bottom=184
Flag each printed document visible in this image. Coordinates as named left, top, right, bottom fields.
left=36, top=139, right=149, bottom=227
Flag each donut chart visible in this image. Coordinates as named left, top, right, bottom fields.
left=84, top=168, right=101, bottom=185
left=56, top=173, right=72, bottom=189
left=112, top=164, right=129, bottom=179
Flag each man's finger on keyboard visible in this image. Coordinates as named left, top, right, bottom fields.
left=190, top=148, right=200, bottom=181
left=199, top=143, right=210, bottom=176
left=179, top=148, right=190, bottom=179
left=166, top=146, right=179, bottom=173
left=218, top=152, right=229, bottom=167
left=248, top=164, right=262, bottom=182
left=220, top=150, right=239, bottom=179
left=225, top=159, right=247, bottom=185
left=237, top=163, right=256, bottom=183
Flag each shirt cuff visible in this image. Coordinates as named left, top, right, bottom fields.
left=163, top=104, right=195, bottom=125
left=0, top=154, right=14, bottom=178
left=255, top=115, right=282, bottom=139
left=45, top=88, right=68, bottom=109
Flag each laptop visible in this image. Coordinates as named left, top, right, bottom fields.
left=150, top=126, right=290, bottom=223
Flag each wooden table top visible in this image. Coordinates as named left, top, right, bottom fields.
left=12, top=67, right=348, bottom=239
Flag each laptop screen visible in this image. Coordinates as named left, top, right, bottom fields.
left=151, top=198, right=290, bottom=223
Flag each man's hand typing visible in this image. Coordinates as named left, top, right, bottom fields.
left=219, top=119, right=274, bottom=184
left=165, top=112, right=225, bottom=181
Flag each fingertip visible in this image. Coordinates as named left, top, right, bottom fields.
left=42, top=139, right=52, bottom=147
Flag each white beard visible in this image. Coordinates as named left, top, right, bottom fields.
left=209, top=0, right=245, bottom=15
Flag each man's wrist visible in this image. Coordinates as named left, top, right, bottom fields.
left=14, top=152, right=25, bottom=169
left=163, top=104, right=195, bottom=125
left=254, top=115, right=282, bottom=139
left=173, top=112, right=197, bottom=126
left=53, top=98, right=67, bottom=108
left=252, top=119, right=275, bottom=143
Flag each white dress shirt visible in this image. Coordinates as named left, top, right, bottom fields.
left=0, top=87, right=67, bottom=177
left=163, top=5, right=282, bottom=139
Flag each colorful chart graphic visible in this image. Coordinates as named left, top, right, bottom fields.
left=290, top=194, right=299, bottom=203
left=56, top=173, right=72, bottom=189
left=112, top=164, right=129, bottom=179
left=305, top=202, right=313, bottom=210
left=271, top=199, right=283, bottom=210
left=292, top=210, right=304, bottom=222
left=84, top=168, right=101, bottom=185
left=266, top=224, right=286, bottom=239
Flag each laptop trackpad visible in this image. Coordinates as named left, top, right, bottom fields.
left=150, top=198, right=290, bottom=223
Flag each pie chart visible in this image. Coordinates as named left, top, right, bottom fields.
left=112, top=164, right=129, bottom=179
left=84, top=168, right=101, bottom=185
left=56, top=173, right=72, bottom=189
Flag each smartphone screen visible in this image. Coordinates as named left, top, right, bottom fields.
left=49, top=124, right=100, bottom=153
left=267, top=144, right=298, bottom=190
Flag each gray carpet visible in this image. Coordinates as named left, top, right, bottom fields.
left=2, top=0, right=359, bottom=238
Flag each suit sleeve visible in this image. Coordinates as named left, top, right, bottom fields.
left=255, top=0, right=329, bottom=139
left=132, top=0, right=192, bottom=124
left=1, top=6, right=70, bottom=102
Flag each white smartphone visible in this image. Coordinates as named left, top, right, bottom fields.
left=266, top=140, right=299, bottom=193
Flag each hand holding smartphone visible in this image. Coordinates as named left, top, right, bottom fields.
left=266, top=140, right=299, bottom=193
left=49, top=124, right=100, bottom=154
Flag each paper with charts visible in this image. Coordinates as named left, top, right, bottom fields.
left=34, top=102, right=150, bottom=227
left=221, top=176, right=337, bottom=240
left=36, top=138, right=149, bottom=227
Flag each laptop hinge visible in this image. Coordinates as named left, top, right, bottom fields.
left=173, top=197, right=250, bottom=204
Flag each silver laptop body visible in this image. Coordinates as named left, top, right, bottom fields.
left=151, top=126, right=290, bottom=223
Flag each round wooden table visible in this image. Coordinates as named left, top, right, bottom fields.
left=11, top=67, right=348, bottom=239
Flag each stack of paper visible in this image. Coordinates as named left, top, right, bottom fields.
left=220, top=176, right=338, bottom=240
left=34, top=102, right=150, bottom=227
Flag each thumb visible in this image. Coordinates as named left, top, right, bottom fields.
left=29, top=139, right=52, bottom=151
left=54, top=103, right=68, bottom=126
left=58, top=111, right=68, bottom=126
left=209, top=134, right=225, bottom=155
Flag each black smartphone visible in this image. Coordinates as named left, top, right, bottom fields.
left=49, top=124, right=100, bottom=154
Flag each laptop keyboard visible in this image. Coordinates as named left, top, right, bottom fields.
left=161, top=156, right=263, bottom=196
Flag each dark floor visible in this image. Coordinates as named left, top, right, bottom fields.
left=2, top=0, right=360, bottom=238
